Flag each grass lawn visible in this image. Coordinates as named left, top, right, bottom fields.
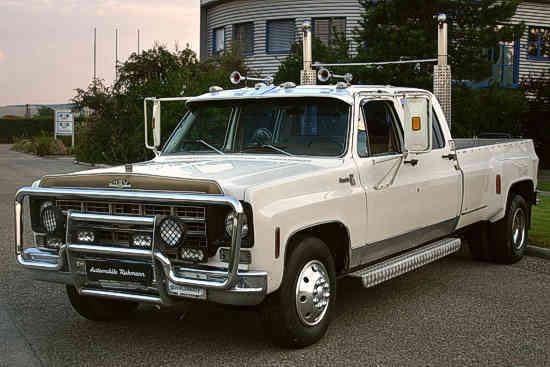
left=530, top=196, right=550, bottom=248
left=538, top=181, right=550, bottom=192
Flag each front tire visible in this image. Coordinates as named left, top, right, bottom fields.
left=261, top=236, right=336, bottom=348
left=66, top=286, right=139, bottom=321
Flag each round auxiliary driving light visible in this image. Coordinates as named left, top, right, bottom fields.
left=159, top=217, right=185, bottom=248
left=225, top=212, right=248, bottom=238
left=40, top=202, right=63, bottom=234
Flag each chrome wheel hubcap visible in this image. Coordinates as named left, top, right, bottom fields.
left=512, top=207, right=526, bottom=250
left=295, top=260, right=331, bottom=326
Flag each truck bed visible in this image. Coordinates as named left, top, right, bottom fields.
left=455, top=138, right=526, bottom=150
left=454, top=137, right=538, bottom=230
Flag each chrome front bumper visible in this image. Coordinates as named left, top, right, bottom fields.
left=15, top=187, right=267, bottom=306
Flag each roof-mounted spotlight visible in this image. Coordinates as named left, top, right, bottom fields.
left=230, top=71, right=274, bottom=86
left=317, top=68, right=353, bottom=84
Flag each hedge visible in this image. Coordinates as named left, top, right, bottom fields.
left=0, top=118, right=54, bottom=143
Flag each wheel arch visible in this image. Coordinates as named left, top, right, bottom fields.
left=507, top=179, right=536, bottom=206
left=284, top=221, right=351, bottom=275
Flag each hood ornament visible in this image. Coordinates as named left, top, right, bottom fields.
left=109, top=178, right=132, bottom=189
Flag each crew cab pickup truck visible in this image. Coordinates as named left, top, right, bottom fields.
left=14, top=83, right=539, bottom=348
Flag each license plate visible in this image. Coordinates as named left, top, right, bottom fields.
left=167, top=282, right=207, bottom=300
left=86, top=260, right=152, bottom=285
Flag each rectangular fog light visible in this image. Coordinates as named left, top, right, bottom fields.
left=131, top=234, right=153, bottom=249
left=77, top=231, right=95, bottom=243
left=180, top=248, right=206, bottom=262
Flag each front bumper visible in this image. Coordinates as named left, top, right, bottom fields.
left=15, top=187, right=267, bottom=306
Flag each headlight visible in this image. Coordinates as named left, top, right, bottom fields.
left=40, top=202, right=63, bottom=234
left=159, top=217, right=185, bottom=248
left=225, top=212, right=248, bottom=238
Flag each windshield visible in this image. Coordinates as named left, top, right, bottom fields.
left=163, top=98, right=350, bottom=157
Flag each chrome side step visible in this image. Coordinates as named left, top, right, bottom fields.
left=349, top=238, right=461, bottom=288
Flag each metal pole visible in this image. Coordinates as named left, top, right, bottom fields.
left=93, top=27, right=97, bottom=82
left=115, top=28, right=119, bottom=78
left=437, top=15, right=448, bottom=66
left=137, top=29, right=141, bottom=54
left=300, top=21, right=316, bottom=85
left=434, top=14, right=452, bottom=128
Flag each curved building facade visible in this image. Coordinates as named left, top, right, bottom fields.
left=200, top=0, right=362, bottom=77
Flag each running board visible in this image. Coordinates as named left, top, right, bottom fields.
left=349, top=238, right=461, bottom=288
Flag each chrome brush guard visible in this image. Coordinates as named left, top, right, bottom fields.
left=14, top=187, right=266, bottom=305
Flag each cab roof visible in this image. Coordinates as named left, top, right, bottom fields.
left=186, top=84, right=431, bottom=106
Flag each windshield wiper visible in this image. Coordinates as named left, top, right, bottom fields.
left=182, top=140, right=225, bottom=155
left=242, top=144, right=293, bottom=156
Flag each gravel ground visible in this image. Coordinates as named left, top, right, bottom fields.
left=1, top=145, right=549, bottom=367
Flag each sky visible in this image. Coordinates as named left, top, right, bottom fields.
left=0, top=0, right=201, bottom=106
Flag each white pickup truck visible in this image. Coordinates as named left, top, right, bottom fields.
left=14, top=81, right=539, bottom=348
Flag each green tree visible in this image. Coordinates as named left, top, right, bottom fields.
left=353, top=0, right=523, bottom=88
left=73, top=45, right=246, bottom=164
left=274, top=37, right=351, bottom=84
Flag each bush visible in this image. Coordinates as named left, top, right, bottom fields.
left=451, top=86, right=529, bottom=138
left=72, top=45, right=247, bottom=164
left=12, top=134, right=68, bottom=156
left=0, top=118, right=53, bottom=143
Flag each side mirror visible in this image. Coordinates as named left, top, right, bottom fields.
left=152, top=100, right=161, bottom=148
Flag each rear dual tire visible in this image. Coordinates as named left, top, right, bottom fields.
left=260, top=237, right=336, bottom=348
left=469, top=194, right=529, bottom=264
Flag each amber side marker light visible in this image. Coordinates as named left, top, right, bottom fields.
left=496, top=174, right=502, bottom=194
left=412, top=116, right=421, bottom=131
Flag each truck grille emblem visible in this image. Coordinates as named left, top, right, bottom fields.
left=108, top=178, right=132, bottom=189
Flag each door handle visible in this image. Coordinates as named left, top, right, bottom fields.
left=404, top=159, right=419, bottom=166
left=442, top=153, right=456, bottom=160
left=339, top=174, right=356, bottom=186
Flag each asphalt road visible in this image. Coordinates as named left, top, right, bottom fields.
left=1, top=145, right=549, bottom=367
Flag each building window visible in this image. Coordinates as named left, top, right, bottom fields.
left=312, top=17, right=346, bottom=46
left=233, top=22, right=254, bottom=56
left=213, top=27, right=225, bottom=55
left=267, top=19, right=295, bottom=53
left=528, top=26, right=550, bottom=60
left=490, top=41, right=520, bottom=87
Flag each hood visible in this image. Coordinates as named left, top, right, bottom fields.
left=40, top=155, right=341, bottom=199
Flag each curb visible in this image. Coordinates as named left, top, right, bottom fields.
left=526, top=245, right=550, bottom=260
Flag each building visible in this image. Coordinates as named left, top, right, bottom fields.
left=200, top=0, right=362, bottom=77
left=200, top=0, right=550, bottom=85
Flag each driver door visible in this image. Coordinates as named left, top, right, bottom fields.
left=352, top=95, right=460, bottom=266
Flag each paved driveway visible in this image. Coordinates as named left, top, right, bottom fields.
left=1, top=145, right=549, bottom=366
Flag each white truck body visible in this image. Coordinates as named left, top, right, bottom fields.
left=14, top=83, right=538, bottom=346
left=21, top=85, right=539, bottom=290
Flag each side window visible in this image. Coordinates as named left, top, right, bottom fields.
left=432, top=109, right=445, bottom=149
left=359, top=100, right=401, bottom=157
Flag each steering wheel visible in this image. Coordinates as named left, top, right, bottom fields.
left=250, top=128, right=273, bottom=146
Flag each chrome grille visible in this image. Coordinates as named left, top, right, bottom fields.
left=58, top=199, right=207, bottom=249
